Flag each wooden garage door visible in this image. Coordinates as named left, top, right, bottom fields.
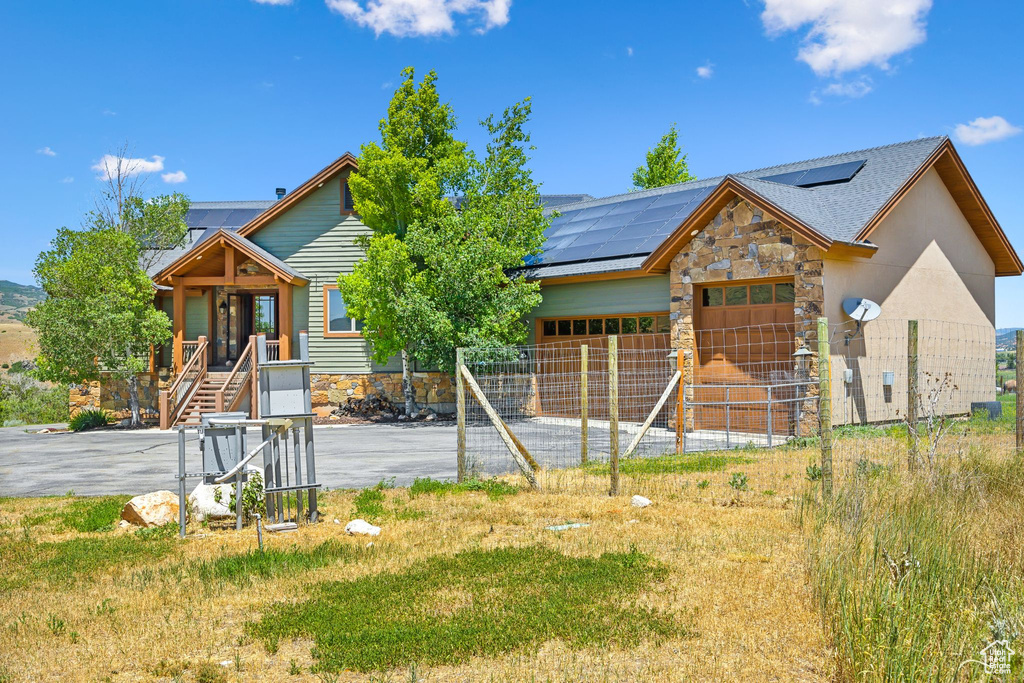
left=694, top=281, right=797, bottom=435
left=535, top=313, right=672, bottom=422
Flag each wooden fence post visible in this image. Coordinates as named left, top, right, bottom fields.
left=907, top=319, right=919, bottom=470
left=609, top=335, right=620, bottom=496
left=817, top=318, right=833, bottom=500
left=580, top=344, right=589, bottom=465
left=1017, top=330, right=1023, bottom=455
left=456, top=347, right=466, bottom=482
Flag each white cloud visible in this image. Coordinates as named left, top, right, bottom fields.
left=102, top=109, right=117, bottom=117
left=324, top=0, right=512, bottom=37
left=36, top=146, right=57, bottom=157
left=252, top=0, right=293, bottom=4
left=822, top=76, right=873, bottom=98
left=696, top=62, right=713, bottom=79
left=60, top=177, right=74, bottom=184
left=162, top=170, right=188, bottom=184
left=91, top=154, right=165, bottom=181
left=626, top=46, right=634, bottom=57
left=954, top=116, right=1022, bottom=146
left=761, top=0, right=932, bottom=76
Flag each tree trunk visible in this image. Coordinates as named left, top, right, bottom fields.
left=401, top=348, right=418, bottom=418
left=127, top=373, right=142, bottom=428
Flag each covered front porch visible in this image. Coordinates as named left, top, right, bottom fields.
left=151, top=229, right=309, bottom=427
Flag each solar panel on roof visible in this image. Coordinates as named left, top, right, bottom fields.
left=794, top=159, right=865, bottom=187
left=758, top=159, right=866, bottom=188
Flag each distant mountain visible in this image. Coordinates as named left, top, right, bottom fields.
left=996, top=328, right=1021, bottom=350
left=0, top=280, right=44, bottom=322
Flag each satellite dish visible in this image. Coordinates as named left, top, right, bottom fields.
left=842, top=297, right=881, bottom=322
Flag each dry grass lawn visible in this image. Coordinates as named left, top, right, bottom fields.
left=0, top=470, right=833, bottom=681
left=0, top=321, right=36, bottom=366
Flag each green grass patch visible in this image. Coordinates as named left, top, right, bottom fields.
left=0, top=528, right=176, bottom=588
left=581, top=451, right=755, bottom=476
left=189, top=540, right=357, bottom=586
left=249, top=545, right=683, bottom=673
left=409, top=477, right=520, bottom=500
left=352, top=480, right=425, bottom=522
left=59, top=495, right=131, bottom=532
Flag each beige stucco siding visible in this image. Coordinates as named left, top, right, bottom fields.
left=823, top=167, right=995, bottom=327
left=823, top=167, right=996, bottom=424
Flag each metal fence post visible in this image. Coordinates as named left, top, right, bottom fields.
left=767, top=385, right=773, bottom=448
left=818, top=317, right=833, bottom=500
left=608, top=335, right=619, bottom=496
left=1017, top=330, right=1023, bottom=454
left=456, top=347, right=466, bottom=482
left=725, top=386, right=731, bottom=449
left=907, top=319, right=919, bottom=470
left=580, top=344, right=589, bottom=465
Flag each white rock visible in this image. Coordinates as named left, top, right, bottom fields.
left=333, top=518, right=340, bottom=524
left=121, top=491, right=179, bottom=528
left=118, top=520, right=130, bottom=528
left=345, top=519, right=381, bottom=536
left=188, top=483, right=236, bottom=522
left=630, top=495, right=652, bottom=508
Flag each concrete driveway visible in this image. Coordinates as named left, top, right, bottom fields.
left=0, top=422, right=458, bottom=497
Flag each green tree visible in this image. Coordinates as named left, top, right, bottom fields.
left=89, top=143, right=190, bottom=271
left=27, top=228, right=172, bottom=427
left=340, top=70, right=547, bottom=416
left=631, top=124, right=696, bottom=190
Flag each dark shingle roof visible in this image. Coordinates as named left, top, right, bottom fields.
left=527, top=137, right=947, bottom=279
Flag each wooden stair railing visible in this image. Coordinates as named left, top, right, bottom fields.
left=215, top=335, right=259, bottom=417
left=159, top=336, right=209, bottom=429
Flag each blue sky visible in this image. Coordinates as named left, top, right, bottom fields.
left=2, top=0, right=1023, bottom=324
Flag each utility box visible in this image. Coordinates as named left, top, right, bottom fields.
left=257, top=361, right=311, bottom=417
left=200, top=412, right=249, bottom=483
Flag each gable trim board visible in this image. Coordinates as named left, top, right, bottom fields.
left=237, top=153, right=358, bottom=238
left=855, top=140, right=1022, bottom=276
left=153, top=228, right=309, bottom=286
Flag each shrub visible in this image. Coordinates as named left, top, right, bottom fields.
left=68, top=408, right=111, bottom=432
left=728, top=472, right=748, bottom=491
left=0, top=373, right=69, bottom=426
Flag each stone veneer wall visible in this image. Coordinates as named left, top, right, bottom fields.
left=669, top=198, right=825, bottom=435
left=69, top=372, right=168, bottom=422
left=310, top=372, right=456, bottom=417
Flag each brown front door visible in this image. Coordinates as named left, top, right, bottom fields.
left=693, top=281, right=796, bottom=435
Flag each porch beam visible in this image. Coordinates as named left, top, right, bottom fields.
left=278, top=280, right=293, bottom=360
left=175, top=274, right=280, bottom=287
left=172, top=278, right=185, bottom=374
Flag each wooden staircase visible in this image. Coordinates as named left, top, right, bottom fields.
left=177, top=372, right=232, bottom=426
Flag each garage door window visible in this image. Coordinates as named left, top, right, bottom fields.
left=702, top=283, right=795, bottom=307
left=540, top=313, right=671, bottom=338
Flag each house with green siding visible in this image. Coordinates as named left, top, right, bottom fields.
left=75, top=137, right=1021, bottom=432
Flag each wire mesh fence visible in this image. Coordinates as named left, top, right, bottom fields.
left=457, top=319, right=1021, bottom=504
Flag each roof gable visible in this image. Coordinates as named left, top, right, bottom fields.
left=152, top=229, right=308, bottom=286
left=236, top=153, right=358, bottom=238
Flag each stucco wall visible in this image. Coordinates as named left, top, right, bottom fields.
left=823, top=168, right=995, bottom=327
left=823, top=167, right=997, bottom=424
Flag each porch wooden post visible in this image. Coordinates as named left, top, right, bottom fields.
left=278, top=281, right=293, bottom=360
left=224, top=246, right=236, bottom=285
left=172, top=279, right=185, bottom=374
left=207, top=288, right=216, bottom=364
